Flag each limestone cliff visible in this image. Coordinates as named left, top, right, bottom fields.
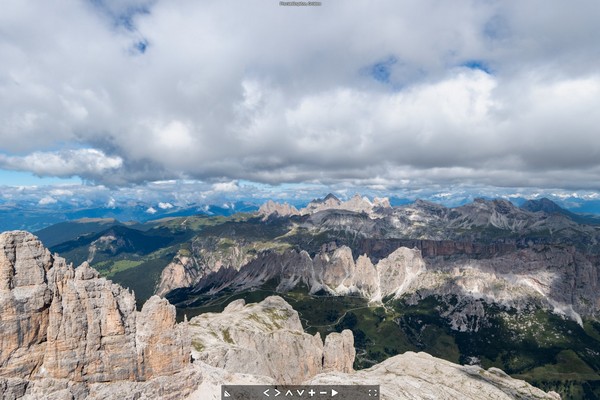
left=0, top=231, right=53, bottom=378
left=157, top=243, right=426, bottom=302
left=155, top=251, right=202, bottom=297
left=0, top=231, right=192, bottom=396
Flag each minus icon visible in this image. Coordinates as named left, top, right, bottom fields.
left=319, top=392, right=327, bottom=395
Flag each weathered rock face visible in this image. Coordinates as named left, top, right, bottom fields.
left=0, top=231, right=53, bottom=378
left=158, top=238, right=264, bottom=298
left=322, top=330, right=355, bottom=373
left=188, top=296, right=355, bottom=384
left=156, top=252, right=202, bottom=297
left=0, top=231, right=190, bottom=387
left=43, top=261, right=139, bottom=382
left=136, top=296, right=190, bottom=379
left=158, top=244, right=428, bottom=303
left=308, top=352, right=561, bottom=400
left=374, top=247, right=426, bottom=301
left=0, top=368, right=200, bottom=400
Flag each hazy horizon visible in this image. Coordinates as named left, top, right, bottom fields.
left=2, top=1, right=600, bottom=219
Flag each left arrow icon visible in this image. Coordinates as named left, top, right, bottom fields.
left=264, top=389, right=270, bottom=397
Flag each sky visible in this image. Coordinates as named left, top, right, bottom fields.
left=2, top=0, right=600, bottom=208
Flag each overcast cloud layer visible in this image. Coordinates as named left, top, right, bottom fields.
left=2, top=0, right=600, bottom=191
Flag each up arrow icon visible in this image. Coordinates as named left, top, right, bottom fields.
left=331, top=389, right=338, bottom=397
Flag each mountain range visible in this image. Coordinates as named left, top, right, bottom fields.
left=4, top=194, right=600, bottom=398
left=0, top=231, right=560, bottom=399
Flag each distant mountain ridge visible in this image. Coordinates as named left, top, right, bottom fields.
left=34, top=218, right=131, bottom=248
left=0, top=200, right=259, bottom=232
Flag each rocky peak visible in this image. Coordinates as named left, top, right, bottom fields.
left=322, top=330, right=355, bottom=373
left=136, top=296, right=190, bottom=379
left=301, top=193, right=391, bottom=216
left=322, top=193, right=341, bottom=203
left=257, top=200, right=300, bottom=219
left=372, top=196, right=391, bottom=208
left=340, top=194, right=374, bottom=214
left=302, top=193, right=343, bottom=214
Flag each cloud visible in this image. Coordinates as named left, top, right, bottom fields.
left=0, top=149, right=123, bottom=181
left=49, top=189, right=74, bottom=197
left=158, top=201, right=173, bottom=209
left=38, top=196, right=57, bottom=205
left=1, top=1, right=600, bottom=190
left=211, top=181, right=240, bottom=193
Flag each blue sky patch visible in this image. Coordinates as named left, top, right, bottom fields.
left=368, top=56, right=398, bottom=83
left=461, top=60, right=491, bottom=74
left=88, top=0, right=151, bottom=32
left=134, top=39, right=148, bottom=54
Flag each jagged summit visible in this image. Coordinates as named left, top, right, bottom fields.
left=322, top=193, right=341, bottom=202
left=258, top=193, right=392, bottom=218
left=257, top=200, right=300, bottom=219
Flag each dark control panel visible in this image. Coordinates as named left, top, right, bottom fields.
left=222, top=385, right=379, bottom=400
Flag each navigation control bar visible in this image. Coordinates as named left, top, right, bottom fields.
left=221, top=385, right=379, bottom=399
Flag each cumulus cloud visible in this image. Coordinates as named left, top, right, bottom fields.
left=211, top=181, right=240, bottom=193
left=0, top=149, right=123, bottom=181
left=158, top=201, right=173, bottom=209
left=1, top=1, right=600, bottom=190
left=38, top=196, right=57, bottom=205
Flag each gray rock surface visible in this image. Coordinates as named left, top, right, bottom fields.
left=307, top=352, right=560, bottom=400
left=323, top=330, right=355, bottom=373
left=188, top=296, right=355, bottom=384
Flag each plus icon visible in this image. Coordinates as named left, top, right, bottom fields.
left=308, top=389, right=316, bottom=397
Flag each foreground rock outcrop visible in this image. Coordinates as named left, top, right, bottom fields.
left=0, top=231, right=193, bottom=398
left=186, top=296, right=559, bottom=400
left=188, top=296, right=355, bottom=384
left=308, top=352, right=561, bottom=400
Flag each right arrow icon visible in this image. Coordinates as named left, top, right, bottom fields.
left=331, top=389, right=338, bottom=397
